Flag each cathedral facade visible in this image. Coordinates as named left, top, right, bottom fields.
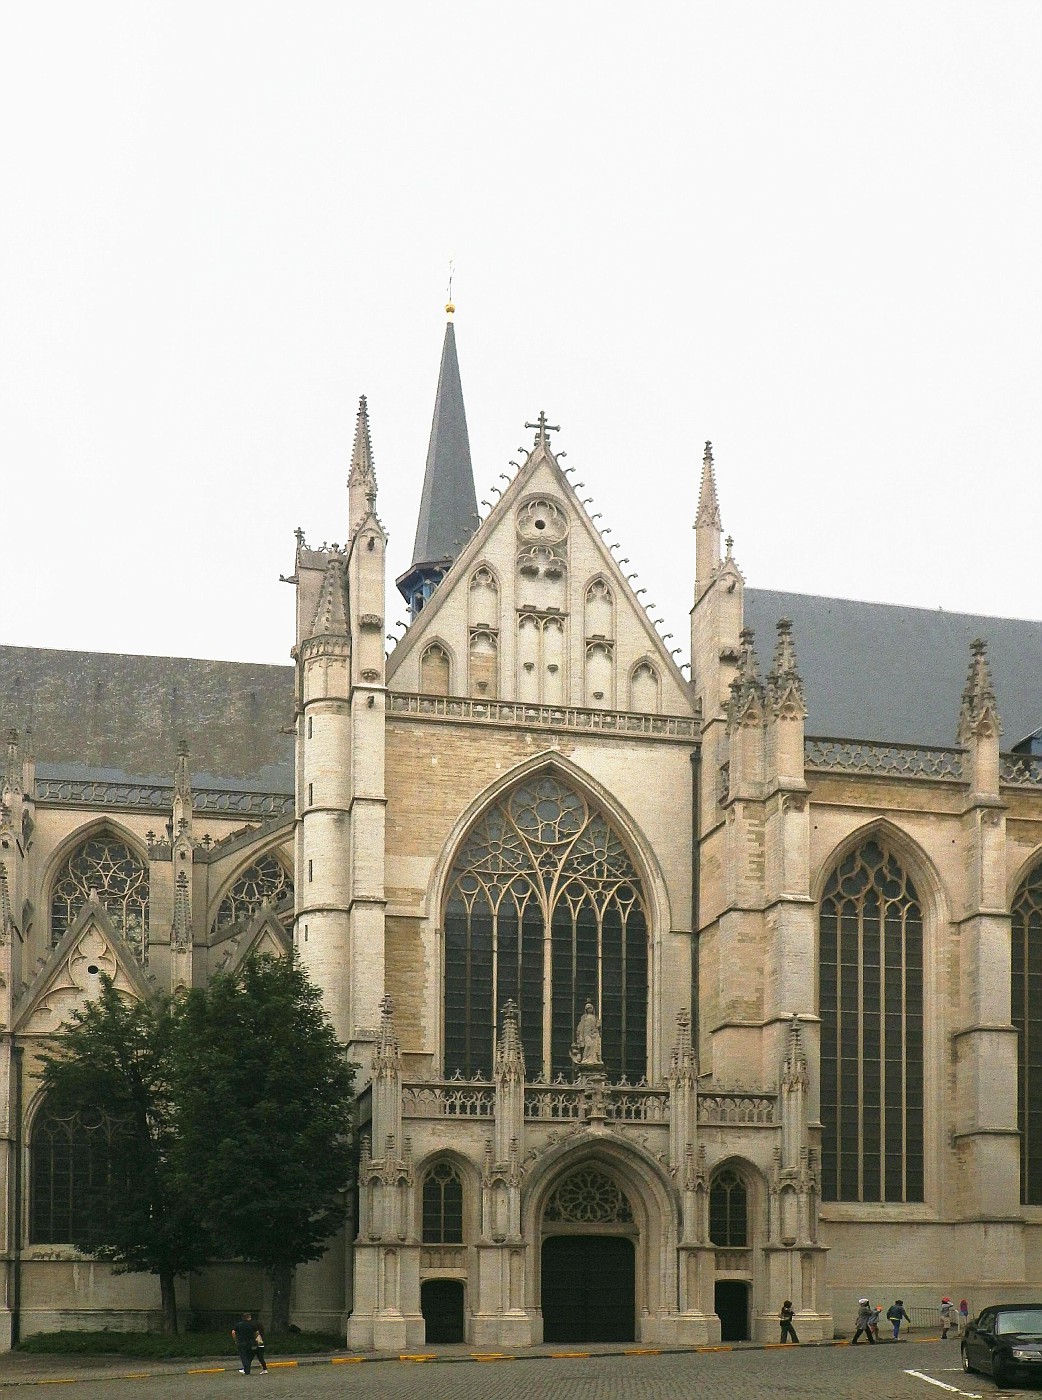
left=1, top=309, right=1042, bottom=1346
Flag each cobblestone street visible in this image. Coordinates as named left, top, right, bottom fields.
left=0, top=1341, right=1023, bottom=1399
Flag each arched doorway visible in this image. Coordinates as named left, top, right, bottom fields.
left=421, top=1279, right=465, bottom=1343
left=542, top=1236, right=635, bottom=1342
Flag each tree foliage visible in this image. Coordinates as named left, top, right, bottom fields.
left=37, top=979, right=207, bottom=1333
left=173, top=955, right=356, bottom=1329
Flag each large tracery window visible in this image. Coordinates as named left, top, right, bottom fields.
left=422, top=1162, right=464, bottom=1243
left=443, top=774, right=648, bottom=1081
left=211, top=853, right=293, bottom=934
left=819, top=838, right=924, bottom=1203
left=30, top=1099, right=132, bottom=1245
left=50, top=834, right=149, bottom=961
left=1012, top=858, right=1042, bottom=1205
left=709, top=1168, right=748, bottom=1246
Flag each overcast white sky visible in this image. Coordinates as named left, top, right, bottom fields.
left=2, top=2, right=1040, bottom=667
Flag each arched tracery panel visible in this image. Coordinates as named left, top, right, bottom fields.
left=443, top=774, right=648, bottom=1082
left=50, top=833, right=149, bottom=961
left=30, top=1097, right=132, bottom=1245
left=1012, top=857, right=1042, bottom=1204
left=544, top=1164, right=633, bottom=1223
left=421, top=1161, right=464, bottom=1243
left=709, top=1168, right=747, bottom=1246
left=819, top=837, right=924, bottom=1202
left=212, top=853, right=293, bottom=935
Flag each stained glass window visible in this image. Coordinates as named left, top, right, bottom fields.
left=709, top=1168, right=747, bottom=1246
left=443, top=774, right=648, bottom=1081
left=1012, top=859, right=1042, bottom=1205
left=422, top=1162, right=464, bottom=1243
left=30, top=1100, right=132, bottom=1245
left=544, top=1165, right=633, bottom=1223
left=50, top=834, right=149, bottom=961
left=212, top=854, right=293, bottom=934
left=819, top=839, right=924, bottom=1202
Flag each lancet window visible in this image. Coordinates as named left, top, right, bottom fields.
left=422, top=1161, right=464, bottom=1243
left=443, top=774, right=648, bottom=1081
left=212, top=853, right=293, bottom=934
left=709, top=1168, right=748, bottom=1247
left=50, top=833, right=149, bottom=960
left=30, top=1098, right=132, bottom=1245
left=1012, top=858, right=1042, bottom=1204
left=818, top=838, right=924, bottom=1202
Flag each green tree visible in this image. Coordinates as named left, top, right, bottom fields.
left=175, top=955, right=355, bottom=1331
left=37, top=978, right=209, bottom=1333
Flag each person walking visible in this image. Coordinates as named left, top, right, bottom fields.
left=940, top=1298, right=958, bottom=1339
left=778, top=1300, right=800, bottom=1344
left=851, top=1298, right=876, bottom=1344
left=231, top=1311, right=268, bottom=1375
left=959, top=1299, right=969, bottom=1334
left=886, top=1299, right=911, bottom=1340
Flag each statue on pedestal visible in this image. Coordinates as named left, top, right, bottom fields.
left=570, top=1000, right=604, bottom=1075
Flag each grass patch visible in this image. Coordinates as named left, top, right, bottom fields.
left=16, top=1330, right=343, bottom=1358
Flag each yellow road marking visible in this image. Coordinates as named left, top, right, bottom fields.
left=332, top=1356, right=366, bottom=1363
left=267, top=1360, right=298, bottom=1367
left=550, top=1351, right=590, bottom=1358
left=400, top=1353, right=437, bottom=1361
left=187, top=1367, right=227, bottom=1373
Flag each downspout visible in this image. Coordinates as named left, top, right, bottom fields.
left=11, top=1045, right=23, bottom=1346
left=689, top=748, right=701, bottom=1048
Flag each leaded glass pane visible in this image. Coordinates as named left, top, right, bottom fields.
left=422, top=1162, right=464, bottom=1243
left=212, top=853, right=293, bottom=934
left=30, top=1101, right=133, bottom=1245
left=709, top=1168, right=747, bottom=1246
left=443, top=774, right=649, bottom=1080
left=1013, top=860, right=1042, bottom=1205
left=50, top=835, right=149, bottom=961
left=819, top=838, right=924, bottom=1203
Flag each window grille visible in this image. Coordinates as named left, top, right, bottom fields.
left=30, top=1101, right=132, bottom=1245
left=50, top=834, right=149, bottom=960
left=443, top=774, right=648, bottom=1081
left=422, top=1161, right=464, bottom=1243
left=819, top=839, right=924, bottom=1202
left=709, top=1168, right=747, bottom=1246
left=1012, top=859, right=1042, bottom=1204
left=212, top=854, right=293, bottom=934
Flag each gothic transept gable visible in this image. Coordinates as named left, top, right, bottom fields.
left=387, top=436, right=694, bottom=715
left=13, top=899, right=154, bottom=1037
left=212, top=905, right=291, bottom=979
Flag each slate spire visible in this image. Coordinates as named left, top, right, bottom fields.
left=347, top=395, right=378, bottom=533
left=397, top=305, right=479, bottom=615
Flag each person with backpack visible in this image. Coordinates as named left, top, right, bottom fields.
left=940, top=1297, right=958, bottom=1339
left=886, top=1299, right=912, bottom=1340
left=231, top=1311, right=268, bottom=1375
left=778, top=1299, right=800, bottom=1344
left=851, top=1298, right=876, bottom=1344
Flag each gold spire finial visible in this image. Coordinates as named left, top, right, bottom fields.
left=445, top=259, right=455, bottom=319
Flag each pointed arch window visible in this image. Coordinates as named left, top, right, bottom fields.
left=50, top=834, right=149, bottom=961
left=818, top=838, right=924, bottom=1202
left=544, top=1165, right=633, bottom=1223
left=212, top=853, right=293, bottom=935
left=422, top=1161, right=464, bottom=1243
left=1012, top=858, right=1042, bottom=1204
left=30, top=1097, right=132, bottom=1245
left=709, top=1169, right=748, bottom=1246
left=443, top=774, right=648, bottom=1081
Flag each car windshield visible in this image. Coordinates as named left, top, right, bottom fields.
left=995, top=1309, right=1042, bottom=1336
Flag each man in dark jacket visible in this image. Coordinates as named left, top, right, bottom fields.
left=851, top=1298, right=876, bottom=1344
left=231, top=1312, right=268, bottom=1375
left=887, top=1299, right=912, bottom=1340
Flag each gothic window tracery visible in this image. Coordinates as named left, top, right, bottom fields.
left=30, top=1098, right=132, bottom=1245
left=443, top=774, right=648, bottom=1081
left=421, top=643, right=451, bottom=696
left=422, top=1161, right=464, bottom=1243
left=544, top=1165, right=633, bottom=1223
left=709, top=1168, right=748, bottom=1246
left=818, top=838, right=924, bottom=1202
left=1012, top=858, right=1042, bottom=1204
left=50, top=833, right=149, bottom=960
left=212, top=853, right=293, bottom=934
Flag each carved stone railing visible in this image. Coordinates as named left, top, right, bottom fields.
left=523, top=1083, right=670, bottom=1124
left=805, top=738, right=964, bottom=781
left=420, top=1245, right=466, bottom=1271
left=388, top=693, right=700, bottom=741
left=524, top=1085, right=585, bottom=1120
left=603, top=1088, right=670, bottom=1123
left=402, top=1083, right=495, bottom=1118
left=1001, top=752, right=1042, bottom=788
left=697, top=1092, right=776, bottom=1125
left=34, top=775, right=294, bottom=817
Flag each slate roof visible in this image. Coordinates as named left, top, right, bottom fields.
left=409, top=318, right=478, bottom=569
left=744, top=590, right=1042, bottom=749
left=0, top=646, right=295, bottom=790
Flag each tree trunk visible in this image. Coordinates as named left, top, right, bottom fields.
left=270, top=1262, right=293, bottom=1333
left=159, top=1268, right=179, bottom=1334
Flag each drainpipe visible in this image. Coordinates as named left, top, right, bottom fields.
left=11, top=1045, right=23, bottom=1346
left=689, top=748, right=701, bottom=1048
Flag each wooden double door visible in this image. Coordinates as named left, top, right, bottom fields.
left=541, top=1235, right=635, bottom=1343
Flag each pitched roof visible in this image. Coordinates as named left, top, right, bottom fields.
left=744, top=589, right=1042, bottom=748
left=409, top=318, right=478, bottom=569
left=0, top=645, right=294, bottom=789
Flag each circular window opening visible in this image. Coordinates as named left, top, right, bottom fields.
left=535, top=518, right=546, bottom=530
left=87, top=964, right=100, bottom=975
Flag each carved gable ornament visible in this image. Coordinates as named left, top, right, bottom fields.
left=544, top=1164, right=634, bottom=1223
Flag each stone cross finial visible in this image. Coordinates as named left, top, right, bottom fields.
left=525, top=411, right=560, bottom=445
